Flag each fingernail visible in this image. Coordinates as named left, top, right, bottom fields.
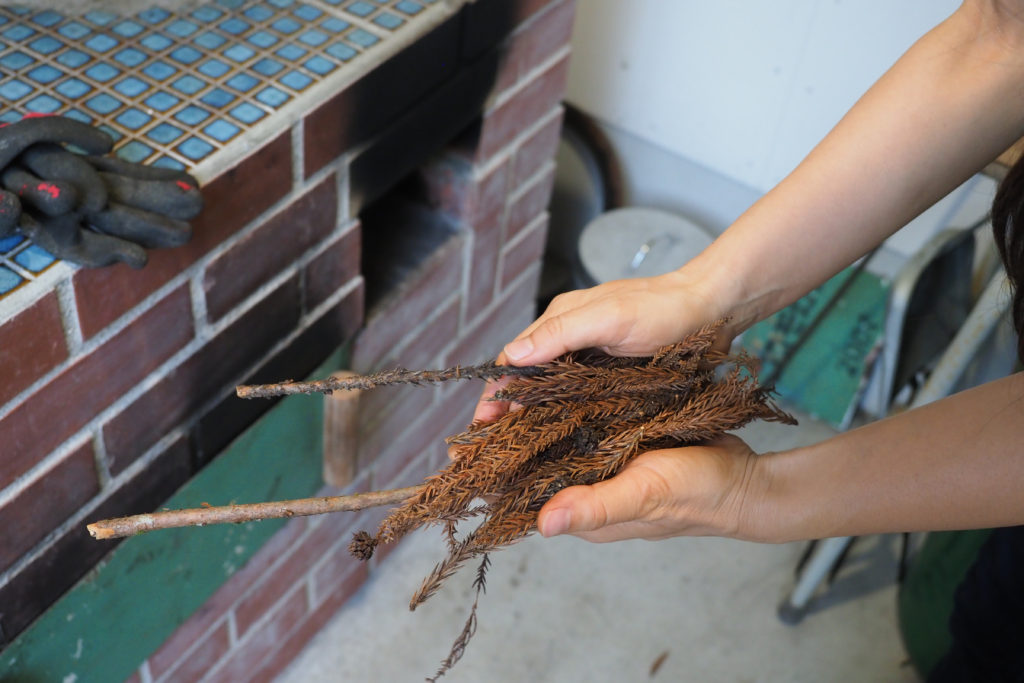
left=541, top=508, right=570, bottom=537
left=504, top=338, right=534, bottom=362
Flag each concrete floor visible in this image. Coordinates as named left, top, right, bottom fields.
left=278, top=410, right=922, bottom=683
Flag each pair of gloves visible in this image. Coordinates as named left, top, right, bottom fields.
left=0, top=114, right=202, bottom=268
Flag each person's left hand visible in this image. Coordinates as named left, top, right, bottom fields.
left=536, top=434, right=771, bottom=543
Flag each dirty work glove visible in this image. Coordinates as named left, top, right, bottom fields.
left=0, top=189, right=20, bottom=238
left=0, top=114, right=202, bottom=268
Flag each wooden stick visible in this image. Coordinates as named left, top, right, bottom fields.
left=87, top=484, right=425, bottom=540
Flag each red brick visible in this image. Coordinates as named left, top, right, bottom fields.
left=506, top=162, right=555, bottom=243
left=158, top=620, right=231, bottom=683
left=0, top=292, right=67, bottom=408
left=311, top=538, right=370, bottom=606
left=494, top=0, right=576, bottom=96
left=206, top=586, right=308, bottom=683
left=361, top=384, right=439, bottom=477
left=513, top=107, right=564, bottom=188
left=477, top=53, right=570, bottom=162
left=466, top=219, right=501, bottom=322
left=73, top=132, right=293, bottom=340
left=234, top=544, right=314, bottom=639
left=248, top=562, right=368, bottom=683
left=303, top=220, right=360, bottom=313
left=351, top=234, right=464, bottom=372
left=0, top=286, right=192, bottom=489
left=418, top=152, right=510, bottom=229
left=204, top=174, right=338, bottom=322
left=102, top=277, right=300, bottom=474
left=0, top=441, right=97, bottom=573
left=501, top=213, right=549, bottom=292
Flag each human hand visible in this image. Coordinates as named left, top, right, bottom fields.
left=535, top=434, right=768, bottom=543
left=473, top=269, right=729, bottom=423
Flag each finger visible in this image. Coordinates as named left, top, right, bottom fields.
left=2, top=164, right=78, bottom=216
left=99, top=172, right=203, bottom=220
left=537, top=464, right=665, bottom=537
left=86, top=155, right=197, bottom=185
left=502, top=298, right=629, bottom=366
left=19, top=143, right=107, bottom=213
left=472, top=374, right=513, bottom=423
left=0, top=114, right=113, bottom=169
left=86, top=202, right=191, bottom=248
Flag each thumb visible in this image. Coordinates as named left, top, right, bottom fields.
left=537, top=467, right=661, bottom=537
left=503, top=307, right=627, bottom=366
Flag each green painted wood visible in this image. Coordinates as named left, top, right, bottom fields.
left=1, top=349, right=344, bottom=683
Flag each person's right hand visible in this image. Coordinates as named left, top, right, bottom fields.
left=472, top=268, right=731, bottom=423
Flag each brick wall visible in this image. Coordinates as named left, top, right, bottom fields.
left=0, top=0, right=573, bottom=679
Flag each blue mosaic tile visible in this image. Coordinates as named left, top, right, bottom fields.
left=140, top=32, right=173, bottom=51
left=31, top=10, right=62, bottom=27
left=247, top=31, right=278, bottom=48
left=373, top=12, right=403, bottom=29
left=204, top=118, right=240, bottom=141
left=0, top=51, right=35, bottom=70
left=170, top=45, right=202, bottom=64
left=142, top=60, right=177, bottom=80
left=174, top=105, right=212, bottom=126
left=113, top=76, right=149, bottom=98
left=304, top=55, right=336, bottom=74
left=326, top=42, right=357, bottom=61
left=55, top=78, right=92, bottom=99
left=153, top=156, right=186, bottom=171
left=256, top=85, right=289, bottom=107
left=216, top=0, right=246, bottom=9
left=83, top=10, right=117, bottom=26
left=223, top=43, right=255, bottom=62
left=63, top=109, right=93, bottom=124
left=2, top=25, right=35, bottom=42
left=198, top=59, right=230, bottom=78
left=345, top=2, right=375, bottom=17
left=348, top=28, right=379, bottom=47
left=0, top=79, right=34, bottom=101
left=321, top=17, right=350, bottom=33
left=144, top=91, right=180, bottom=112
left=192, top=7, right=223, bottom=23
left=166, top=19, right=199, bottom=37
left=200, top=87, right=236, bottom=107
left=294, top=4, right=323, bottom=20
left=146, top=122, right=185, bottom=144
left=84, top=62, right=120, bottom=82
left=116, top=140, right=155, bottom=163
left=194, top=31, right=227, bottom=50
left=26, top=64, right=61, bottom=84
left=176, top=136, right=214, bottom=160
left=299, top=29, right=327, bottom=47
left=96, top=124, right=123, bottom=142
left=271, top=17, right=301, bottom=34
left=244, top=6, right=275, bottom=22
left=14, top=244, right=55, bottom=272
left=172, top=74, right=207, bottom=95
left=252, top=57, right=285, bottom=76
left=113, top=47, right=146, bottom=67
left=275, top=43, right=306, bottom=60
left=0, top=235, right=25, bottom=254
left=84, top=33, right=119, bottom=52
left=225, top=72, right=259, bottom=92
left=56, top=49, right=91, bottom=68
left=138, top=8, right=171, bottom=24
left=0, top=111, right=22, bottom=124
left=85, top=93, right=121, bottom=114
left=0, top=266, right=23, bottom=295
left=279, top=70, right=313, bottom=90
left=267, top=0, right=296, bottom=7
left=28, top=35, right=62, bottom=54
left=24, top=95, right=61, bottom=114
left=115, top=107, right=152, bottom=130
left=396, top=1, right=424, bottom=15
left=230, top=102, right=265, bottom=124
left=112, top=20, right=144, bottom=38
left=58, top=21, right=92, bottom=40
left=219, top=17, right=250, bottom=35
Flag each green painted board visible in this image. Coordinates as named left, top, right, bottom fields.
left=742, top=267, right=889, bottom=429
left=1, top=349, right=343, bottom=683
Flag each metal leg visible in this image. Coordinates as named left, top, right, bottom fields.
left=777, top=536, right=855, bottom=624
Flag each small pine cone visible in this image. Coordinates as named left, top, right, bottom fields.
left=348, top=530, right=378, bottom=561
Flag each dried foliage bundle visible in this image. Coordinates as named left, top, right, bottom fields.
left=346, top=320, right=796, bottom=680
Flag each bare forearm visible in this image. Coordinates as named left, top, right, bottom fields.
left=753, top=373, right=1024, bottom=542
left=682, top=1, right=1024, bottom=334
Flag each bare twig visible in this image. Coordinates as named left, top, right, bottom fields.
left=235, top=362, right=545, bottom=399
left=87, top=485, right=425, bottom=540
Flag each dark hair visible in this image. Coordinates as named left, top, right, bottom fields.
left=990, top=157, right=1024, bottom=362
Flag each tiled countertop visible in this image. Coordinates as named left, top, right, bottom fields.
left=0, top=0, right=459, bottom=310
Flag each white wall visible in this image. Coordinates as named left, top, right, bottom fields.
left=567, top=0, right=959, bottom=193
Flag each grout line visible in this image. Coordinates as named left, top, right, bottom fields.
left=54, top=276, right=84, bottom=356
